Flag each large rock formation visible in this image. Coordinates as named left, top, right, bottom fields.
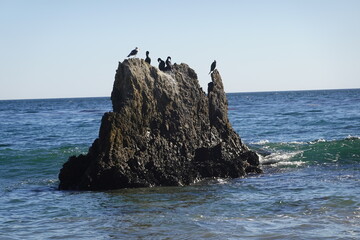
left=58, top=58, right=261, bottom=190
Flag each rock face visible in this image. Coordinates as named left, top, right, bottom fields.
left=58, top=58, right=261, bottom=190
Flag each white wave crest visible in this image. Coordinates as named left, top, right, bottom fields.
left=260, top=151, right=305, bottom=166
left=309, top=138, right=327, bottom=144
left=272, top=160, right=306, bottom=167
left=345, top=135, right=360, bottom=140
left=287, top=141, right=306, bottom=145
left=251, top=139, right=269, bottom=145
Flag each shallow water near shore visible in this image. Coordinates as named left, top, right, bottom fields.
left=1, top=89, right=359, bottom=239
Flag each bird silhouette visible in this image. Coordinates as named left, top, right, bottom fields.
left=165, top=56, right=172, bottom=71
left=158, top=58, right=166, bottom=71
left=209, top=60, right=216, bottom=74
left=145, top=51, right=151, bottom=64
left=127, top=47, right=139, bottom=57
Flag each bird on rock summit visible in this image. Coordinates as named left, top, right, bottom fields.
left=165, top=56, right=172, bottom=71
left=209, top=60, right=216, bottom=74
left=127, top=47, right=139, bottom=58
left=158, top=58, right=166, bottom=71
left=145, top=51, right=151, bottom=64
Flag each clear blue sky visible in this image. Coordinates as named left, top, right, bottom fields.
left=1, top=0, right=359, bottom=100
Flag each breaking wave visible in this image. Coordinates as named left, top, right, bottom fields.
left=251, top=136, right=360, bottom=167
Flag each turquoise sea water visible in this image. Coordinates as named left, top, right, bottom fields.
left=0, top=89, right=359, bottom=239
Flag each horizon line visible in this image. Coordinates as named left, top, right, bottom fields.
left=1, top=87, right=359, bottom=101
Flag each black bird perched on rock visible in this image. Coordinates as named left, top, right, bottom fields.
left=165, top=56, right=172, bottom=71
left=209, top=60, right=216, bottom=74
left=145, top=51, right=151, bottom=64
left=127, top=47, right=139, bottom=57
left=158, top=58, right=166, bottom=71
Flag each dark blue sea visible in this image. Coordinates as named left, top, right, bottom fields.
left=1, top=89, right=359, bottom=239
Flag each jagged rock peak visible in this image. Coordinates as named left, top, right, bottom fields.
left=58, top=58, right=261, bottom=190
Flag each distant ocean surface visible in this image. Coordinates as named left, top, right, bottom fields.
left=0, top=89, right=359, bottom=239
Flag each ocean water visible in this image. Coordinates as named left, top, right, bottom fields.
left=0, top=89, right=359, bottom=239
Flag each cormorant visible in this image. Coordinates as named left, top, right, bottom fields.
left=209, top=60, right=216, bottom=74
left=158, top=58, right=166, bottom=71
left=127, top=47, right=139, bottom=57
left=145, top=51, right=151, bottom=64
left=165, top=56, right=172, bottom=71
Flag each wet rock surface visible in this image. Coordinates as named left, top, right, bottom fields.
left=59, top=58, right=261, bottom=190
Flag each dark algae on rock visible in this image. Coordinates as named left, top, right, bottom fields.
left=58, top=58, right=261, bottom=190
